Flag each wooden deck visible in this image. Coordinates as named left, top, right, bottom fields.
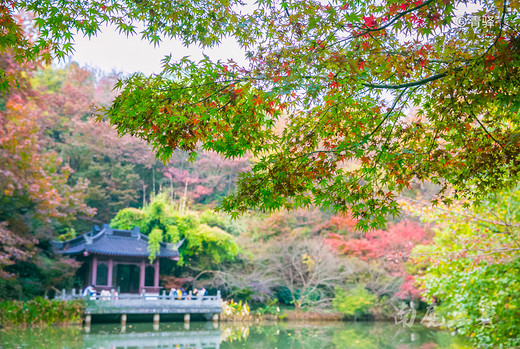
left=56, top=290, right=222, bottom=321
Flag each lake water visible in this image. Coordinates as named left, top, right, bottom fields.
left=0, top=321, right=472, bottom=348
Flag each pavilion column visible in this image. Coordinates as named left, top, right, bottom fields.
left=107, top=258, right=113, bottom=287
left=91, top=255, right=98, bottom=285
left=153, top=258, right=160, bottom=289
left=139, top=259, right=145, bottom=292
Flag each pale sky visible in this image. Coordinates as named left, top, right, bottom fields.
left=70, top=25, right=247, bottom=76
left=69, top=6, right=477, bottom=77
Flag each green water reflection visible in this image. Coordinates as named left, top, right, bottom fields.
left=0, top=321, right=472, bottom=349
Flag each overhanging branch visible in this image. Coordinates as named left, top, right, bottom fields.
left=362, top=72, right=447, bottom=89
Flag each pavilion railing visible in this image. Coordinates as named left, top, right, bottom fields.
left=55, top=288, right=222, bottom=303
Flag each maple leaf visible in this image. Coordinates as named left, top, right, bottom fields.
left=389, top=3, right=399, bottom=14
left=253, top=96, right=263, bottom=105
left=363, top=15, right=377, bottom=28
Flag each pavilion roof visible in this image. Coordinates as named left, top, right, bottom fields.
left=52, top=225, right=181, bottom=260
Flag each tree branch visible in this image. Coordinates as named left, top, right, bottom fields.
left=463, top=96, right=506, bottom=150
left=360, top=0, right=437, bottom=35
left=362, top=72, right=447, bottom=89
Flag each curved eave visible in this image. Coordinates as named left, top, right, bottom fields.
left=63, top=250, right=179, bottom=259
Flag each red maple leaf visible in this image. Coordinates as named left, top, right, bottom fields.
left=389, top=3, right=400, bottom=14
left=253, top=96, right=263, bottom=105
left=363, top=15, right=377, bottom=28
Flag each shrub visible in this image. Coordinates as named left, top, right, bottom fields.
left=220, top=299, right=251, bottom=321
left=0, top=298, right=85, bottom=328
left=333, top=285, right=376, bottom=319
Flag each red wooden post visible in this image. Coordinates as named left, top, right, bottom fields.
left=139, top=259, right=145, bottom=293
left=107, top=258, right=113, bottom=287
left=153, top=258, right=160, bottom=289
left=92, top=255, right=98, bottom=285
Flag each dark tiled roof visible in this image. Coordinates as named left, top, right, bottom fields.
left=52, top=225, right=180, bottom=259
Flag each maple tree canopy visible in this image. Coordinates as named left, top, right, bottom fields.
left=3, top=0, right=520, bottom=230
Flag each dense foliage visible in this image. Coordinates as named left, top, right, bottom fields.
left=0, top=53, right=94, bottom=296
left=0, top=298, right=84, bottom=328
left=111, top=194, right=240, bottom=267
left=3, top=1, right=519, bottom=230
left=409, top=188, right=520, bottom=348
left=333, top=285, right=376, bottom=319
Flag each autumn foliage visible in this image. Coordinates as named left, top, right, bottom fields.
left=324, top=219, right=429, bottom=299
left=0, top=54, right=94, bottom=280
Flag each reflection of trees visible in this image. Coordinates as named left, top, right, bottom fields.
left=220, top=324, right=337, bottom=349
left=332, top=323, right=472, bottom=349
left=0, top=322, right=470, bottom=349
left=0, top=326, right=84, bottom=349
left=220, top=324, right=250, bottom=343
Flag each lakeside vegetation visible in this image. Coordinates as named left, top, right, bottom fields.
left=0, top=298, right=84, bottom=328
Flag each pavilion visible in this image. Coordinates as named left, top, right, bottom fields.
left=53, top=224, right=181, bottom=294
